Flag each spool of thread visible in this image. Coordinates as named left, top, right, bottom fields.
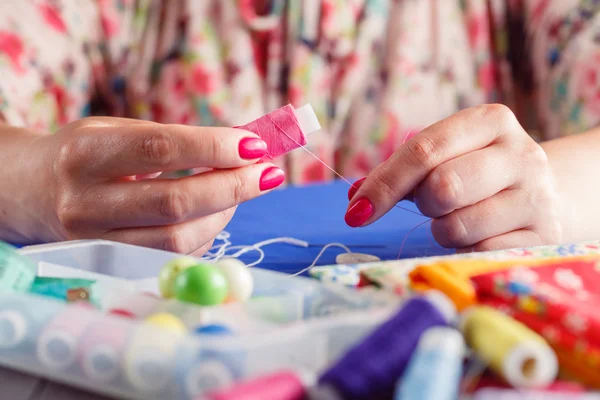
left=394, top=326, right=465, bottom=400
left=78, top=315, right=133, bottom=382
left=145, top=312, right=187, bottom=334
left=123, top=322, right=184, bottom=394
left=175, top=323, right=244, bottom=398
left=105, top=292, right=162, bottom=319
left=460, top=306, right=558, bottom=388
left=318, top=291, right=456, bottom=400
left=0, top=293, right=62, bottom=352
left=204, top=370, right=306, bottom=400
left=36, top=303, right=97, bottom=370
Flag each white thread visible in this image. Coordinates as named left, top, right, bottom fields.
left=200, top=232, right=358, bottom=273
left=290, top=243, right=352, bottom=277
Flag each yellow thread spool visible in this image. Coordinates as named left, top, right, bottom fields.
left=460, top=306, right=558, bottom=388
left=145, top=312, right=187, bottom=334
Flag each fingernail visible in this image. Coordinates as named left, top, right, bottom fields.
left=259, top=166, right=285, bottom=191
left=345, top=198, right=374, bottom=227
left=239, top=137, right=268, bottom=160
left=403, top=127, right=423, bottom=144
left=348, top=177, right=366, bottom=200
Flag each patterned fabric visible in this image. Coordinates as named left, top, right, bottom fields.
left=471, top=259, right=600, bottom=387
left=1, top=1, right=600, bottom=184
left=309, top=240, right=600, bottom=289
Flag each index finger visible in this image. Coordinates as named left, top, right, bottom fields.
left=346, top=104, right=519, bottom=227
left=73, top=122, right=266, bottom=177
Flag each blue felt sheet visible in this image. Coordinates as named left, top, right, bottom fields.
left=10, top=181, right=454, bottom=274
left=225, top=180, right=454, bottom=274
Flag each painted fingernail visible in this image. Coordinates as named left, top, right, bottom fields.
left=348, top=177, right=367, bottom=200
left=403, top=127, right=423, bottom=144
left=239, top=137, right=268, bottom=160
left=345, top=198, right=374, bottom=227
left=259, top=166, right=285, bottom=191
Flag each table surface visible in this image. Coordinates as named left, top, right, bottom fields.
left=2, top=181, right=452, bottom=399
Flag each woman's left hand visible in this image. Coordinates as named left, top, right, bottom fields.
left=345, top=104, right=563, bottom=252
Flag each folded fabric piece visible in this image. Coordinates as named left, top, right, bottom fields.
left=472, top=258, right=600, bottom=388
left=408, top=256, right=598, bottom=310
left=310, top=241, right=600, bottom=292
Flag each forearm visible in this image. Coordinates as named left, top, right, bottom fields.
left=541, top=127, right=600, bottom=243
left=0, top=123, right=54, bottom=244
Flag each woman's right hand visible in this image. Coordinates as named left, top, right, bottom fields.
left=34, top=117, right=283, bottom=255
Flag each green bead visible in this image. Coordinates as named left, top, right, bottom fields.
left=158, top=257, right=198, bottom=298
left=173, top=264, right=228, bottom=306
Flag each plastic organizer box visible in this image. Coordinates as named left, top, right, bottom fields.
left=0, top=240, right=399, bottom=399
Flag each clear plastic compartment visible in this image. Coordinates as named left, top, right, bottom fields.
left=0, top=240, right=399, bottom=399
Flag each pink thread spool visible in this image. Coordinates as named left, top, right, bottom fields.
left=203, top=370, right=306, bottom=400
left=234, top=104, right=319, bottom=162
left=36, top=303, right=97, bottom=371
left=78, top=314, right=133, bottom=382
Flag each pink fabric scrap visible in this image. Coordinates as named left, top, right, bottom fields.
left=235, top=104, right=307, bottom=161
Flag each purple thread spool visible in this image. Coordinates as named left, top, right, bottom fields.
left=318, top=291, right=456, bottom=400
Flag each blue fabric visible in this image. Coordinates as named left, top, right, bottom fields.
left=225, top=181, right=454, bottom=275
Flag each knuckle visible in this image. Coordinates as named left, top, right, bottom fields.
left=54, top=138, right=86, bottom=176
left=404, top=136, right=439, bottom=170
left=228, top=173, right=248, bottom=205
left=479, top=103, right=516, bottom=124
left=525, top=143, right=548, bottom=167
left=139, top=130, right=176, bottom=166
left=157, top=187, right=191, bottom=222
left=370, top=172, right=400, bottom=201
left=161, top=226, right=190, bottom=254
left=431, top=213, right=469, bottom=248
left=209, top=133, right=226, bottom=161
left=56, top=198, right=84, bottom=233
left=428, top=169, right=462, bottom=213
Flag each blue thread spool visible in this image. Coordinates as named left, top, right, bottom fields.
left=394, top=326, right=465, bottom=400
left=0, top=293, right=61, bottom=354
left=318, top=291, right=456, bottom=400
left=175, top=324, right=245, bottom=399
left=194, top=324, right=232, bottom=336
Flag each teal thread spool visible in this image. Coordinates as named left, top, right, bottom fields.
left=395, top=326, right=465, bottom=400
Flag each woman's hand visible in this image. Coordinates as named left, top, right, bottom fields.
left=32, top=117, right=282, bottom=255
left=346, top=104, right=562, bottom=252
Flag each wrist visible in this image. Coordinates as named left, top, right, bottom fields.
left=0, top=125, right=61, bottom=244
left=540, top=140, right=578, bottom=244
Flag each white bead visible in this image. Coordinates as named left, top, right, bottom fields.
left=216, top=258, right=254, bottom=302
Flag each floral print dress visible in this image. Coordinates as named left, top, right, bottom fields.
left=0, top=0, right=598, bottom=184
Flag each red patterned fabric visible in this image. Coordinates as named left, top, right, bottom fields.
left=472, top=259, right=600, bottom=362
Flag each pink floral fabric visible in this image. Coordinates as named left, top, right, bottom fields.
left=0, top=0, right=599, bottom=184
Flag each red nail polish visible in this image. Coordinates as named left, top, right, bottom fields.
left=239, top=137, right=268, bottom=160
left=348, top=177, right=367, bottom=200
left=259, top=166, right=285, bottom=191
left=345, top=198, right=374, bottom=227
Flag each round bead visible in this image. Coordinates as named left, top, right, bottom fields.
left=193, top=324, right=232, bottom=336
left=144, top=313, right=187, bottom=334
left=215, top=258, right=254, bottom=302
left=158, top=257, right=198, bottom=298
left=174, top=264, right=228, bottom=306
